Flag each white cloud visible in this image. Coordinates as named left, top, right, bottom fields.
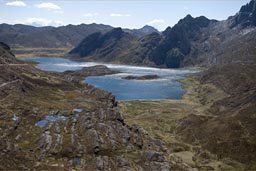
left=147, top=19, right=166, bottom=31
left=86, top=20, right=96, bottom=24
left=83, top=13, right=99, bottom=17
left=6, top=1, right=26, bottom=7
left=147, top=19, right=165, bottom=25
left=35, top=2, right=61, bottom=10
left=54, top=10, right=64, bottom=14
left=110, top=13, right=131, bottom=17
left=24, top=18, right=63, bottom=27
left=183, top=6, right=189, bottom=10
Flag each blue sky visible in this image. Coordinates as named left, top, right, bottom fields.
left=0, top=0, right=250, bottom=31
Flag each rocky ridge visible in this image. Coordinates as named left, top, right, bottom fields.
left=0, top=42, right=173, bottom=170
left=0, top=23, right=158, bottom=49
left=69, top=15, right=216, bottom=68
left=69, top=0, right=256, bottom=68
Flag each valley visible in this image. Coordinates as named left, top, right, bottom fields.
left=118, top=68, right=256, bottom=170
left=0, top=0, right=256, bottom=170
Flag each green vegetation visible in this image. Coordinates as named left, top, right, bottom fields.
left=13, top=47, right=70, bottom=58
left=118, top=70, right=255, bottom=170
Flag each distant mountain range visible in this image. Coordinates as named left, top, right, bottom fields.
left=69, top=0, right=256, bottom=68
left=0, top=1, right=256, bottom=169
left=69, top=15, right=215, bottom=68
left=1, top=0, right=256, bottom=68
left=0, top=23, right=158, bottom=48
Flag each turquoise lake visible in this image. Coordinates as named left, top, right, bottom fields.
left=25, top=57, right=197, bottom=101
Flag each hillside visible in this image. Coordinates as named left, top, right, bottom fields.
left=117, top=63, right=256, bottom=170
left=0, top=23, right=158, bottom=49
left=1, top=0, right=256, bottom=170
left=0, top=23, right=113, bottom=48
left=176, top=63, right=256, bottom=169
left=0, top=43, right=174, bottom=170
left=69, top=15, right=217, bottom=67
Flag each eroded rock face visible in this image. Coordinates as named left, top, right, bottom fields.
left=232, top=0, right=256, bottom=27
left=28, top=107, right=172, bottom=170
left=0, top=43, right=172, bottom=170
left=166, top=48, right=185, bottom=68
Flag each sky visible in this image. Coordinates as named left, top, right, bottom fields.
left=0, top=0, right=250, bottom=31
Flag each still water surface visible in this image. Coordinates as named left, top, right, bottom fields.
left=26, top=57, right=197, bottom=101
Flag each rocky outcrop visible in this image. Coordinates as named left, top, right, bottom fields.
left=165, top=48, right=185, bottom=68
left=61, top=65, right=118, bottom=83
left=0, top=44, right=172, bottom=170
left=231, top=0, right=256, bottom=27
left=32, top=108, right=171, bottom=170
left=0, top=42, right=16, bottom=63
left=0, top=42, right=11, bottom=51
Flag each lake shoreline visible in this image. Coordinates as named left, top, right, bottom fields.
left=24, top=57, right=196, bottom=101
left=117, top=74, right=246, bottom=170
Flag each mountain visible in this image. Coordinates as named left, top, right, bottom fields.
left=70, top=0, right=256, bottom=68
left=69, top=15, right=217, bottom=67
left=150, top=15, right=216, bottom=68
left=231, top=0, right=256, bottom=27
left=0, top=23, right=114, bottom=48
left=123, top=25, right=159, bottom=36
left=69, top=28, right=147, bottom=64
left=69, top=27, right=166, bottom=65
left=1, top=1, right=256, bottom=169
left=0, top=23, right=158, bottom=49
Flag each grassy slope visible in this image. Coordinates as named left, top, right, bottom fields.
left=118, top=63, right=256, bottom=170
left=1, top=45, right=176, bottom=170
left=12, top=47, right=71, bottom=58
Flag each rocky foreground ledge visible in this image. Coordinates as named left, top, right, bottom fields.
left=0, top=42, right=175, bottom=170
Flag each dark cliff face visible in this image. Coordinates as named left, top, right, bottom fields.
left=69, top=32, right=103, bottom=57
left=151, top=15, right=213, bottom=68
left=69, top=28, right=126, bottom=57
left=0, top=42, right=11, bottom=51
left=232, top=0, right=256, bottom=27
left=69, top=1, right=256, bottom=68
left=70, top=15, right=214, bottom=68
left=0, top=42, right=17, bottom=63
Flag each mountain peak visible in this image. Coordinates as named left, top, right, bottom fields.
left=139, top=25, right=159, bottom=33
left=162, top=26, right=172, bottom=35
left=239, top=0, right=255, bottom=13
left=184, top=14, right=194, bottom=20
left=105, top=27, right=124, bottom=39
left=178, top=14, right=194, bottom=25
left=141, top=25, right=155, bottom=29
left=232, top=0, right=256, bottom=27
